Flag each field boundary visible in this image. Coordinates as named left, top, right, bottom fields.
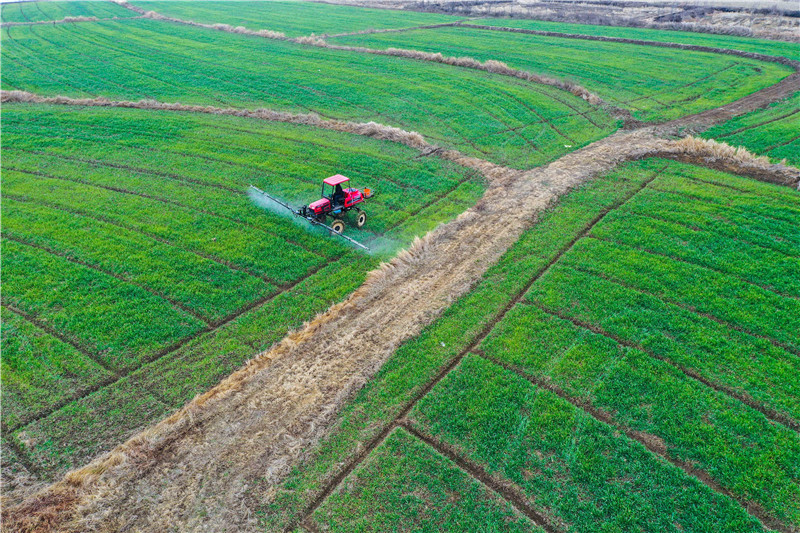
left=286, top=165, right=668, bottom=532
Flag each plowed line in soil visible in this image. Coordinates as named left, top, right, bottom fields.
left=588, top=233, right=800, bottom=315
left=8, top=146, right=240, bottom=193
left=3, top=193, right=274, bottom=286
left=401, top=422, right=561, bottom=533
left=716, top=109, right=800, bottom=138
left=7, top=256, right=340, bottom=434
left=10, top=163, right=330, bottom=267
left=614, top=208, right=800, bottom=262
left=477, top=351, right=791, bottom=533
left=1, top=423, right=42, bottom=480
left=2, top=233, right=212, bottom=326
left=0, top=303, right=118, bottom=377
left=289, top=167, right=666, bottom=532
left=526, top=299, right=799, bottom=433
left=5, top=162, right=329, bottom=261
left=766, top=133, right=800, bottom=152
left=648, top=185, right=799, bottom=226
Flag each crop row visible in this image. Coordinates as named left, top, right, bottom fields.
left=128, top=0, right=459, bottom=37
left=330, top=26, right=793, bottom=122
left=264, top=159, right=800, bottom=531
left=0, top=17, right=615, bottom=168
left=0, top=1, right=134, bottom=24
left=2, top=103, right=482, bottom=480
left=703, top=91, right=800, bottom=166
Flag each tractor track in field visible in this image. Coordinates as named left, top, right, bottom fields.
left=2, top=233, right=212, bottom=327
left=4, top=10, right=800, bottom=530
left=479, top=350, right=793, bottom=533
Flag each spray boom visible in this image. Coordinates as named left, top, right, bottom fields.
left=249, top=185, right=371, bottom=252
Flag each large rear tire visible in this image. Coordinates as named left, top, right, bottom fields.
left=356, top=211, right=367, bottom=228
left=331, top=219, right=345, bottom=234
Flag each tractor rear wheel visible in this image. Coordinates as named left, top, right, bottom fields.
left=356, top=211, right=367, bottom=228
left=331, top=219, right=345, bottom=234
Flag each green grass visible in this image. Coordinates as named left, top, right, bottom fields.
left=262, top=158, right=800, bottom=531
left=473, top=18, right=800, bottom=61
left=129, top=0, right=461, bottom=36
left=314, top=428, right=540, bottom=532
left=0, top=18, right=615, bottom=168
left=1, top=102, right=483, bottom=479
left=0, top=0, right=135, bottom=23
left=331, top=26, right=793, bottom=122
left=703, top=91, right=800, bottom=166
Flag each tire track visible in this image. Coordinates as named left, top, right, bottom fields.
left=478, top=351, right=792, bottom=533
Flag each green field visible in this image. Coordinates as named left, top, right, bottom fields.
left=473, top=18, right=800, bottom=61
left=1, top=102, right=485, bottom=477
left=331, top=27, right=793, bottom=122
left=129, top=0, right=460, bottom=36
left=703, top=91, right=800, bottom=166
left=2, top=2, right=799, bottom=529
left=0, top=0, right=135, bottom=23
left=1, top=18, right=615, bottom=169
left=265, top=159, right=800, bottom=531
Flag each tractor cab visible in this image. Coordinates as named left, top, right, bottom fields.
left=322, top=174, right=362, bottom=210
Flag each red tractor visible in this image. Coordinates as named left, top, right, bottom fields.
left=299, top=175, right=373, bottom=234
left=250, top=174, right=374, bottom=251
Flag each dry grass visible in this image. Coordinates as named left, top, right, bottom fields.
left=658, top=136, right=800, bottom=188
left=0, top=15, right=113, bottom=27
left=0, top=90, right=429, bottom=151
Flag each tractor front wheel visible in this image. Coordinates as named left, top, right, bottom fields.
left=331, top=219, right=345, bottom=234
left=356, top=211, right=367, bottom=228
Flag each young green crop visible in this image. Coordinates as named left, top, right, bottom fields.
left=330, top=26, right=793, bottom=122
left=0, top=1, right=134, bottom=23
left=703, top=92, right=800, bottom=166
left=480, top=304, right=800, bottom=526
left=0, top=18, right=615, bottom=168
left=313, top=428, right=539, bottom=532
left=411, top=354, right=768, bottom=532
left=2, top=103, right=481, bottom=480
left=1, top=307, right=112, bottom=430
left=473, top=18, right=800, bottom=61
left=128, top=0, right=460, bottom=36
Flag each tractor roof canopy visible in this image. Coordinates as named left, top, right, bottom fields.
left=323, top=174, right=350, bottom=186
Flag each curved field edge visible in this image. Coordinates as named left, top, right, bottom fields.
left=329, top=25, right=796, bottom=123
left=0, top=17, right=615, bottom=169
left=5, top=129, right=798, bottom=532
left=0, top=101, right=488, bottom=497
left=264, top=157, right=800, bottom=532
